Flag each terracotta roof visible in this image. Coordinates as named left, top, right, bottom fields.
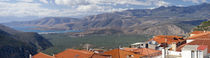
left=149, top=35, right=184, bottom=44
left=32, top=52, right=54, bottom=58
left=188, top=32, right=210, bottom=40
left=177, top=40, right=210, bottom=53
left=103, top=49, right=144, bottom=58
left=191, top=31, right=206, bottom=34
left=122, top=48, right=161, bottom=56
left=197, top=45, right=208, bottom=50
left=122, top=48, right=138, bottom=51
left=132, top=48, right=161, bottom=56
left=55, top=49, right=109, bottom=58
left=187, top=40, right=210, bottom=52
left=176, top=31, right=210, bottom=52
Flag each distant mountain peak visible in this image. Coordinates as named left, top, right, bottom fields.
left=4, top=3, right=210, bottom=35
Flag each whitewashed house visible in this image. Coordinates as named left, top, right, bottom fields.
left=181, top=45, right=208, bottom=58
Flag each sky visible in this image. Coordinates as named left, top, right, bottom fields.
left=0, top=0, right=209, bottom=23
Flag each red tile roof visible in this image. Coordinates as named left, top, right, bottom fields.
left=132, top=48, right=161, bottom=56
left=148, top=35, right=184, bottom=44
left=191, top=31, right=206, bottom=34
left=188, top=32, right=210, bottom=39
left=187, top=40, right=210, bottom=52
left=32, top=52, right=54, bottom=58
left=103, top=49, right=144, bottom=58
left=197, top=45, right=208, bottom=50
left=104, top=48, right=161, bottom=58
left=122, top=48, right=138, bottom=51
left=122, top=48, right=161, bottom=56
left=179, top=31, right=210, bottom=53
left=55, top=49, right=109, bottom=58
left=177, top=40, right=210, bottom=53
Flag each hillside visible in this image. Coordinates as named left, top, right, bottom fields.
left=41, top=34, right=151, bottom=55
left=193, top=21, right=210, bottom=31
left=5, top=17, right=80, bottom=31
left=0, top=24, right=53, bottom=58
left=4, top=3, right=210, bottom=35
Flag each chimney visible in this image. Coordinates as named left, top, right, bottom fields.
left=172, top=42, right=176, bottom=51
left=162, top=49, right=166, bottom=58
left=29, top=54, right=32, bottom=58
left=53, top=54, right=55, bottom=58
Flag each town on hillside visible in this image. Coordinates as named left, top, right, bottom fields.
left=32, top=31, right=210, bottom=58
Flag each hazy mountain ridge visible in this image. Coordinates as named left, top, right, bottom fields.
left=0, top=24, right=53, bottom=58
left=5, top=17, right=80, bottom=31
left=4, top=3, right=210, bottom=35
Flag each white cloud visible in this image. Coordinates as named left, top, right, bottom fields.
left=77, top=5, right=100, bottom=12
left=18, top=0, right=34, bottom=2
left=0, top=0, right=34, bottom=2
left=0, top=0, right=171, bottom=18
left=0, top=0, right=10, bottom=2
left=183, top=0, right=207, bottom=3
left=40, top=0, right=48, bottom=4
left=0, top=2, right=58, bottom=17
left=55, top=0, right=89, bottom=6
left=98, top=0, right=151, bottom=6
left=0, top=1, right=113, bottom=17
left=54, top=0, right=164, bottom=6
left=155, top=1, right=170, bottom=7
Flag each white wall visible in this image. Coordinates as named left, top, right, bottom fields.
left=204, top=48, right=208, bottom=56
left=168, top=51, right=181, bottom=56
left=190, top=34, right=195, bottom=37
left=198, top=51, right=203, bottom=58
left=182, top=50, right=192, bottom=58
left=198, top=49, right=208, bottom=58
left=187, top=40, right=194, bottom=43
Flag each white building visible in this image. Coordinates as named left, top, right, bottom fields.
left=130, top=42, right=147, bottom=48
left=181, top=45, right=208, bottom=58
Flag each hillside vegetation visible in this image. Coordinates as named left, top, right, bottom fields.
left=41, top=34, right=151, bottom=55
left=193, top=21, right=210, bottom=31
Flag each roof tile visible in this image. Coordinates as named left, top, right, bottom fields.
left=55, top=49, right=108, bottom=58
left=149, top=35, right=184, bottom=44
left=32, top=52, right=54, bottom=58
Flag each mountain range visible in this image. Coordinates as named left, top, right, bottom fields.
left=0, top=24, right=52, bottom=58
left=4, top=3, right=210, bottom=36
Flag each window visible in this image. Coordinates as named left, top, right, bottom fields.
left=191, top=50, right=195, bottom=58
left=127, top=55, right=134, bottom=58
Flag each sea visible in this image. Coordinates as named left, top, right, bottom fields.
left=9, top=26, right=82, bottom=34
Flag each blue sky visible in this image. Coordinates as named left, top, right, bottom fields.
left=0, top=0, right=209, bottom=22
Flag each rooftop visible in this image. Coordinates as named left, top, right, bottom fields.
left=191, top=31, right=206, bottom=34
left=177, top=40, right=210, bottom=53
left=32, top=52, right=54, bottom=58
left=103, top=49, right=144, bottom=58
left=120, top=48, right=161, bottom=57
left=188, top=32, right=210, bottom=40
left=55, top=49, right=108, bottom=58
left=148, top=35, right=184, bottom=44
left=197, top=45, right=208, bottom=50
left=182, top=45, right=199, bottom=50
left=132, top=48, right=161, bottom=56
